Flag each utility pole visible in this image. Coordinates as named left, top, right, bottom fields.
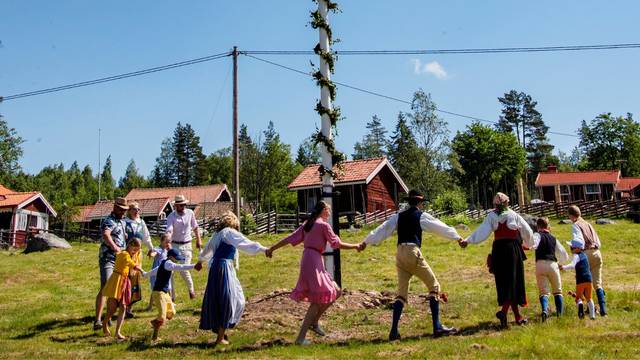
left=317, top=0, right=340, bottom=286
left=232, top=47, right=241, bottom=223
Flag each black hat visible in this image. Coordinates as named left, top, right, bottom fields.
left=405, top=190, right=426, bottom=202
left=167, top=248, right=185, bottom=262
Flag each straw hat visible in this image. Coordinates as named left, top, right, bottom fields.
left=128, top=201, right=140, bottom=210
left=114, top=197, right=128, bottom=210
left=174, top=194, right=189, bottom=205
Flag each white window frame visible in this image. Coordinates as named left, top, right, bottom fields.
left=585, top=184, right=601, bottom=195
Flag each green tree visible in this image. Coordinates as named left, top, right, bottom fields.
left=151, top=138, right=174, bottom=187
left=0, top=115, right=24, bottom=184
left=352, top=115, right=388, bottom=160
left=239, top=124, right=262, bottom=209
left=81, top=165, right=98, bottom=204
left=497, top=90, right=556, bottom=194
left=203, top=147, right=233, bottom=185
left=118, top=159, right=147, bottom=195
left=171, top=122, right=207, bottom=186
left=452, top=123, right=526, bottom=209
left=387, top=113, right=430, bottom=195
left=261, top=121, right=297, bottom=211
left=296, top=136, right=321, bottom=166
left=100, top=155, right=115, bottom=200
left=578, top=112, right=640, bottom=176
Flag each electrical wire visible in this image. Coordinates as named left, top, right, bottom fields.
left=244, top=43, right=640, bottom=55
left=242, top=53, right=578, bottom=138
left=1, top=51, right=232, bottom=101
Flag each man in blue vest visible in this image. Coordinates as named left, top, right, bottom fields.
left=359, top=190, right=465, bottom=340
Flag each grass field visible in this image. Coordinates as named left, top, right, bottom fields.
left=1, top=219, right=639, bottom=359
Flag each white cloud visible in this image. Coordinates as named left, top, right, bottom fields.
left=411, top=59, right=448, bottom=79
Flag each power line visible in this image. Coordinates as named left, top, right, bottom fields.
left=244, top=43, right=640, bottom=55
left=242, top=53, right=578, bottom=138
left=1, top=51, right=232, bottom=101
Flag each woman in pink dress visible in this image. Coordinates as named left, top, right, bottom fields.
left=266, top=200, right=361, bottom=345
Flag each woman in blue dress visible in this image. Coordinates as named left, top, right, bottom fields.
left=196, top=211, right=267, bottom=347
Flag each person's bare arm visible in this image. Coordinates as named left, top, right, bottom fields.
left=102, top=229, right=120, bottom=253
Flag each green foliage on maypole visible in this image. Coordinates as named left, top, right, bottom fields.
left=310, top=0, right=345, bottom=177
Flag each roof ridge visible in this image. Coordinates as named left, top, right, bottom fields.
left=130, top=184, right=226, bottom=192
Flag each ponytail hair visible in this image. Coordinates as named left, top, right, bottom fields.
left=303, top=200, right=329, bottom=232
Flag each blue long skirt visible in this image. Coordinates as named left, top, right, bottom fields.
left=199, top=258, right=245, bottom=331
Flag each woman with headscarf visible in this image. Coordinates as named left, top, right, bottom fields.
left=460, top=192, right=534, bottom=328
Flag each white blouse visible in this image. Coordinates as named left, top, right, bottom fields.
left=466, top=209, right=534, bottom=247
left=198, top=227, right=267, bottom=269
left=364, top=211, right=461, bottom=246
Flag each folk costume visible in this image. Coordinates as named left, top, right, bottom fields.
left=363, top=190, right=462, bottom=339
left=199, top=227, right=267, bottom=331
left=563, top=240, right=596, bottom=319
left=532, top=230, right=570, bottom=320
left=466, top=193, right=533, bottom=326
left=284, top=218, right=343, bottom=304
left=143, top=249, right=194, bottom=327
left=571, top=217, right=607, bottom=316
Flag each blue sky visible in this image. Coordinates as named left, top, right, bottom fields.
left=1, top=1, right=639, bottom=179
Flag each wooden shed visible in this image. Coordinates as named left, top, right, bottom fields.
left=288, top=157, right=408, bottom=216
left=0, top=184, right=57, bottom=247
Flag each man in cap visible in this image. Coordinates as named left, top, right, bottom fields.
left=165, top=194, right=202, bottom=300
left=93, top=197, right=129, bottom=330
left=358, top=190, right=466, bottom=340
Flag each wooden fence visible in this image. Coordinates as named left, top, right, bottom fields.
left=0, top=230, right=14, bottom=249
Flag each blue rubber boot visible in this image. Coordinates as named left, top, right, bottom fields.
left=389, top=300, right=403, bottom=341
left=539, top=295, right=549, bottom=322
left=596, top=288, right=607, bottom=316
left=554, top=294, right=564, bottom=317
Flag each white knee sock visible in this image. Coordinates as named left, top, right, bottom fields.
left=587, top=300, right=595, bottom=319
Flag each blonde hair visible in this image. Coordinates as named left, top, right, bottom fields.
left=217, top=211, right=240, bottom=231
left=568, top=205, right=581, bottom=218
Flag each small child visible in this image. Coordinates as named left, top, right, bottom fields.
left=101, top=238, right=143, bottom=340
left=532, top=217, right=570, bottom=321
left=560, top=239, right=596, bottom=320
left=143, top=248, right=199, bottom=341
left=145, top=234, right=172, bottom=311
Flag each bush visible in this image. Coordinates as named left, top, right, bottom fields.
left=431, top=189, right=467, bottom=215
left=440, top=213, right=472, bottom=226
left=240, top=210, right=257, bottom=235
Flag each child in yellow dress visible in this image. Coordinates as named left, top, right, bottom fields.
left=101, top=238, right=143, bottom=339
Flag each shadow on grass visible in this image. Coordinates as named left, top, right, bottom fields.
left=120, top=322, right=504, bottom=354
left=11, top=315, right=95, bottom=340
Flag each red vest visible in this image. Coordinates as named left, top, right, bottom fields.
left=494, top=221, right=518, bottom=240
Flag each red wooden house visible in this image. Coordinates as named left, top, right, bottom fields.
left=535, top=166, right=640, bottom=203
left=0, top=184, right=57, bottom=247
left=288, top=157, right=408, bottom=216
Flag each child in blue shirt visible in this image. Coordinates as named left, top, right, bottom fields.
left=560, top=239, right=595, bottom=320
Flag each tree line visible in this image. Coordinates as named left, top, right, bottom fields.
left=1, top=89, right=639, bottom=221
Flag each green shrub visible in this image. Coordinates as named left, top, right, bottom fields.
left=440, top=213, right=472, bottom=226
left=431, top=189, right=467, bottom=214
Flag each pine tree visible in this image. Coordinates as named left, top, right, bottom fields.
left=0, top=115, right=24, bottom=184
left=352, top=115, right=388, bottom=160
left=296, top=136, right=321, bottom=166
left=387, top=113, right=429, bottom=194
left=100, top=155, right=115, bottom=200
left=151, top=138, right=174, bottom=187
left=119, top=159, right=147, bottom=195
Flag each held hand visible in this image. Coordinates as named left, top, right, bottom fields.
left=357, top=242, right=367, bottom=252
left=458, top=239, right=468, bottom=248
left=559, top=265, right=564, bottom=271
left=194, top=262, right=203, bottom=271
left=265, top=248, right=273, bottom=258
left=113, top=246, right=122, bottom=253
left=196, top=241, right=202, bottom=250
left=147, top=250, right=157, bottom=258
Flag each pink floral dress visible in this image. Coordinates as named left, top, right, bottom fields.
left=285, top=218, right=342, bottom=304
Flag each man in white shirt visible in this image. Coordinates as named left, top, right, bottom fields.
left=358, top=190, right=465, bottom=340
left=165, top=194, right=202, bottom=300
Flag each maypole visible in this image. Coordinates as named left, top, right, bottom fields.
left=311, top=0, right=344, bottom=285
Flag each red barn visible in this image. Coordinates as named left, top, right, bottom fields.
left=0, top=184, right=57, bottom=247
left=288, top=158, right=408, bottom=216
